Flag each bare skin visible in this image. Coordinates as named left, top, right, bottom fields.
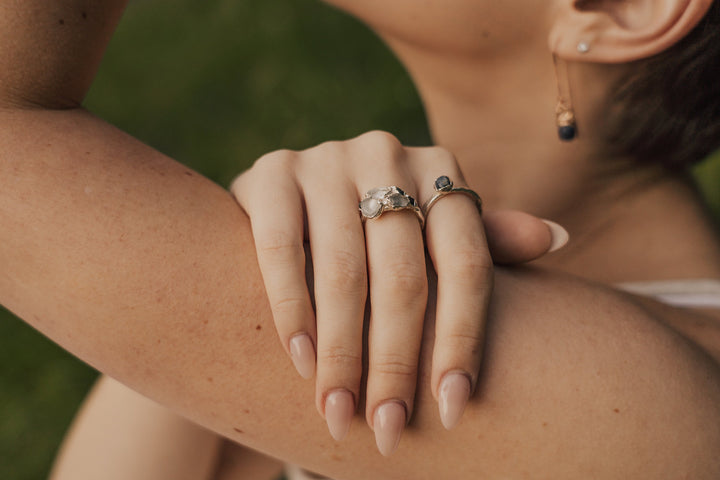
left=2, top=1, right=720, bottom=479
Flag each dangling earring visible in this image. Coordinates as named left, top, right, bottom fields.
left=553, top=53, right=577, bottom=141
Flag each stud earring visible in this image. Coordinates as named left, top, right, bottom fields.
left=552, top=54, right=577, bottom=141
left=576, top=42, right=590, bottom=54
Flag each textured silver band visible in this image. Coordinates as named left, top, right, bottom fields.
left=359, top=186, right=425, bottom=229
left=422, top=176, right=482, bottom=219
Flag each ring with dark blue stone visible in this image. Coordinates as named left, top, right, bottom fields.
left=423, top=176, right=483, bottom=221
left=434, top=175, right=453, bottom=191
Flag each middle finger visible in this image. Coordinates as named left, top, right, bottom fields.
left=359, top=180, right=428, bottom=457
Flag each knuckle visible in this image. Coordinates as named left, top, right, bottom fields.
left=318, top=345, right=363, bottom=370
left=356, top=130, right=404, bottom=156
left=382, top=261, right=428, bottom=297
left=296, top=143, right=349, bottom=184
left=309, top=139, right=344, bottom=157
left=254, top=149, right=297, bottom=172
left=442, top=249, right=494, bottom=284
left=234, top=150, right=298, bottom=202
left=372, top=353, right=418, bottom=379
left=257, top=231, right=304, bottom=263
left=270, top=295, right=310, bottom=322
left=323, top=250, right=367, bottom=295
left=426, top=145, right=458, bottom=165
left=439, top=330, right=484, bottom=355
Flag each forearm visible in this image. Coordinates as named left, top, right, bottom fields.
left=0, top=104, right=305, bottom=465
left=0, top=106, right=276, bottom=413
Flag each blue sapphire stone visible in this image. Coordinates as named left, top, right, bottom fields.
left=435, top=175, right=452, bottom=191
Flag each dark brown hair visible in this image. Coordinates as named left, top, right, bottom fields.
left=606, top=1, right=720, bottom=169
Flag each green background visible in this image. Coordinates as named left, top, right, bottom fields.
left=1, top=1, right=718, bottom=479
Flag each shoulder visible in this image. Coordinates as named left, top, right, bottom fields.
left=393, top=268, right=720, bottom=479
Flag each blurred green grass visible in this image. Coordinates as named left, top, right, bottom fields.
left=1, top=1, right=718, bottom=479
left=86, top=0, right=430, bottom=186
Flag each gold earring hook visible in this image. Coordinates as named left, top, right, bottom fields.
left=553, top=54, right=577, bottom=141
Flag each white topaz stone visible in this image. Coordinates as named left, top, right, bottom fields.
left=360, top=197, right=382, bottom=218
left=369, top=187, right=392, bottom=200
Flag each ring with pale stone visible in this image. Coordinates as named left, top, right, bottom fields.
left=422, top=176, right=483, bottom=219
left=359, top=186, right=425, bottom=229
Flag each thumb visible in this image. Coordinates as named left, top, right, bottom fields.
left=482, top=209, right=569, bottom=265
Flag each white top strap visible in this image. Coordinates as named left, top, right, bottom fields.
left=617, top=279, right=720, bottom=309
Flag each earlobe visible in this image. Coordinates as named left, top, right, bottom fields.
left=548, top=0, right=713, bottom=62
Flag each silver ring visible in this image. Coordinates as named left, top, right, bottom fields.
left=359, top=186, right=425, bottom=229
left=422, top=176, right=483, bottom=219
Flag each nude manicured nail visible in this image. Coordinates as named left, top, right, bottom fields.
left=325, top=390, right=355, bottom=441
left=438, top=373, right=471, bottom=430
left=541, top=219, right=570, bottom=253
left=289, top=334, right=315, bottom=379
left=373, top=402, right=406, bottom=456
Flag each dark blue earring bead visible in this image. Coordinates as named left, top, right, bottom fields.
left=558, top=125, right=577, bottom=141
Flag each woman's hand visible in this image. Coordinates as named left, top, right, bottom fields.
left=230, top=131, right=567, bottom=455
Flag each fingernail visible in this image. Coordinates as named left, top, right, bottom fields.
left=438, top=373, right=471, bottom=430
left=373, top=402, right=406, bottom=456
left=325, top=390, right=355, bottom=441
left=541, top=219, right=570, bottom=253
left=289, top=334, right=315, bottom=379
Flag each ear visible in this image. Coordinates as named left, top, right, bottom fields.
left=548, top=0, right=714, bottom=62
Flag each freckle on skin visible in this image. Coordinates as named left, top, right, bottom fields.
left=614, top=408, right=620, bottom=413
left=244, top=409, right=250, bottom=414
left=58, top=19, right=64, bottom=25
left=256, top=324, right=262, bottom=331
left=207, top=377, right=213, bottom=383
left=542, top=422, right=548, bottom=427
left=82, top=11, right=87, bottom=19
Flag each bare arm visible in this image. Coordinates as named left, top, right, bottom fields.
left=49, top=376, right=224, bottom=480
left=3, top=106, right=719, bottom=478
left=1, top=2, right=719, bottom=479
